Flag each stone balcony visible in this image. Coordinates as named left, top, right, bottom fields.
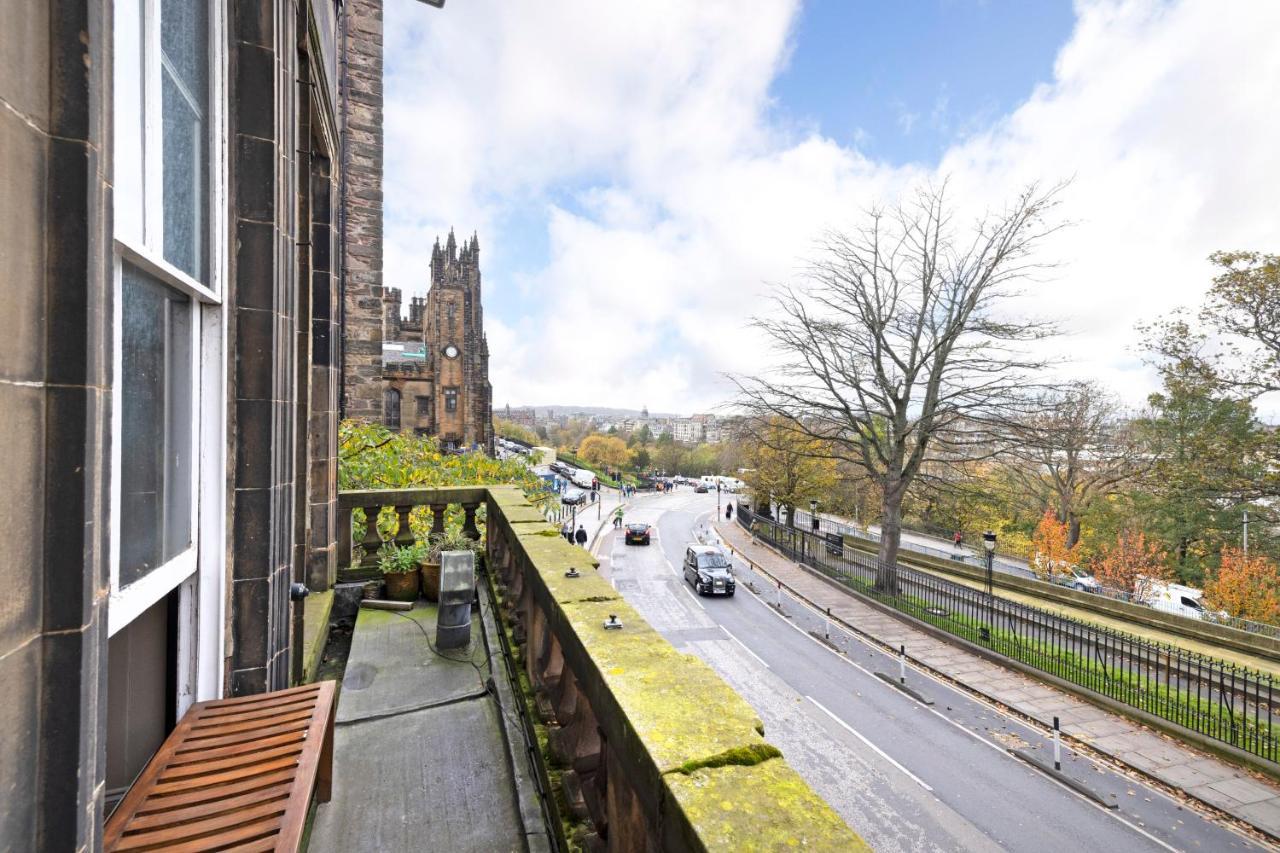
left=326, top=485, right=867, bottom=851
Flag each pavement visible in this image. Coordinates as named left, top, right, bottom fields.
left=309, top=601, right=546, bottom=853
left=716, top=514, right=1280, bottom=845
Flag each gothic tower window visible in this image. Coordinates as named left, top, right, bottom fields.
left=416, top=395, right=431, bottom=416
left=384, top=388, right=401, bottom=430
left=444, top=388, right=458, bottom=413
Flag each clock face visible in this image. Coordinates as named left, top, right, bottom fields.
left=443, top=345, right=459, bottom=359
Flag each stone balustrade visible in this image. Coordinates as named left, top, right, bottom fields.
left=337, top=484, right=867, bottom=851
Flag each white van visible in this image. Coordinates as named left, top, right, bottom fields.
left=1142, top=580, right=1208, bottom=620
left=571, top=468, right=597, bottom=490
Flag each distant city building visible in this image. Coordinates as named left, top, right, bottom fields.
left=502, top=404, right=539, bottom=429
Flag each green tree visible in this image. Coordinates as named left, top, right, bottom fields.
left=653, top=440, right=686, bottom=475
left=630, top=424, right=653, bottom=448
left=1135, top=355, right=1265, bottom=582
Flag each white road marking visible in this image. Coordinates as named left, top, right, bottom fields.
left=682, top=585, right=706, bottom=610
left=806, top=695, right=934, bottom=793
left=731, top=553, right=1205, bottom=852
left=721, top=627, right=769, bottom=668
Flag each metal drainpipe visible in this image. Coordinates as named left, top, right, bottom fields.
left=336, top=0, right=349, bottom=419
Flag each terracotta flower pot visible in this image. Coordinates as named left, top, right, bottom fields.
left=420, top=559, right=442, bottom=603
left=383, top=570, right=419, bottom=602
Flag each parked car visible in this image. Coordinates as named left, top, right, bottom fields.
left=561, top=487, right=588, bottom=506
left=1051, top=565, right=1101, bottom=593
left=694, top=483, right=709, bottom=494
left=624, top=523, right=652, bottom=546
left=683, top=545, right=735, bottom=596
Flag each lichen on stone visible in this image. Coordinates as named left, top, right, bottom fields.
left=669, top=742, right=782, bottom=776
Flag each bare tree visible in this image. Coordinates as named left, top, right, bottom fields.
left=735, top=182, right=1065, bottom=591
left=1004, top=381, right=1145, bottom=548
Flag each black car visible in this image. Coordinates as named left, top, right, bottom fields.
left=683, top=545, right=735, bottom=596
left=624, top=523, right=651, bottom=545
left=694, top=484, right=709, bottom=493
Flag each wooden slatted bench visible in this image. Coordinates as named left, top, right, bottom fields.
left=105, top=681, right=338, bottom=852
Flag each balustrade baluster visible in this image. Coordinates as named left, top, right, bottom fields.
left=394, top=505, right=414, bottom=549
left=337, top=507, right=353, bottom=568
left=430, top=504, right=447, bottom=537
left=462, top=502, right=480, bottom=540
left=359, top=505, right=383, bottom=566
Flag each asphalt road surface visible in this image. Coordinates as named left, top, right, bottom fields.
left=596, top=490, right=1267, bottom=853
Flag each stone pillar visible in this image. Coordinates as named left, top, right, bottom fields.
left=340, top=0, right=385, bottom=420
left=0, top=0, right=112, bottom=847
left=228, top=0, right=300, bottom=697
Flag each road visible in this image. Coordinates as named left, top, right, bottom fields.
left=790, top=506, right=1036, bottom=579
left=596, top=490, right=1266, bottom=852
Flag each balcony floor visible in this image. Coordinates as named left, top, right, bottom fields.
left=309, top=602, right=539, bottom=852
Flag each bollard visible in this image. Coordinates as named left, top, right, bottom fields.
left=776, top=581, right=783, bottom=610
left=825, top=607, right=831, bottom=641
left=899, top=645, right=906, bottom=684
left=436, top=550, right=476, bottom=650
left=1053, top=716, right=1062, bottom=771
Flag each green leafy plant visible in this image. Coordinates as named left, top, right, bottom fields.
left=378, top=541, right=425, bottom=575
left=427, top=530, right=482, bottom=562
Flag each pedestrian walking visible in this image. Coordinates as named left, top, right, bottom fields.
left=725, top=503, right=733, bottom=520
left=590, top=490, right=597, bottom=505
left=953, top=531, right=962, bottom=548
left=613, top=507, right=624, bottom=529
left=562, top=521, right=572, bottom=541
left=575, top=525, right=588, bottom=547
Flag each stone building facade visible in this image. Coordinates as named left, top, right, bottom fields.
left=0, top=0, right=355, bottom=846
left=381, top=230, right=495, bottom=452
left=341, top=0, right=386, bottom=422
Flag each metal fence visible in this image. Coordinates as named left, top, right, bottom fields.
left=738, top=506, right=1279, bottom=766
left=788, top=507, right=1280, bottom=641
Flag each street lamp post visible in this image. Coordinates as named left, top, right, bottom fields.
left=982, top=531, right=997, bottom=640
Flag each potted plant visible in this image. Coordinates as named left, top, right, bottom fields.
left=378, top=542, right=423, bottom=601
left=423, top=530, right=481, bottom=603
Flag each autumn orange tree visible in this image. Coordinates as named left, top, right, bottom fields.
left=1203, top=547, right=1280, bottom=623
left=1092, top=530, right=1171, bottom=600
left=577, top=434, right=630, bottom=470
left=1030, top=510, right=1079, bottom=582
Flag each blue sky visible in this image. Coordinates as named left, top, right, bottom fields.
left=382, top=0, right=1280, bottom=416
left=771, top=1, right=1075, bottom=164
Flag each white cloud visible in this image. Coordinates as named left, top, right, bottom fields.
left=383, top=0, right=1280, bottom=417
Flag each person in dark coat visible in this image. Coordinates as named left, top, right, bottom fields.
left=575, top=525, right=588, bottom=547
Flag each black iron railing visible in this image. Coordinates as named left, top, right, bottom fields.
left=738, top=506, right=1279, bottom=765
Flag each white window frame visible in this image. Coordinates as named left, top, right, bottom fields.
left=109, top=0, right=228, bottom=711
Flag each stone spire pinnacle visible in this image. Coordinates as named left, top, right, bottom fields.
left=446, top=227, right=456, bottom=260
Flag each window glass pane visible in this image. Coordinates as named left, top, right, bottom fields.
left=120, top=264, right=193, bottom=586
left=160, top=0, right=208, bottom=281
left=384, top=389, right=401, bottom=430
